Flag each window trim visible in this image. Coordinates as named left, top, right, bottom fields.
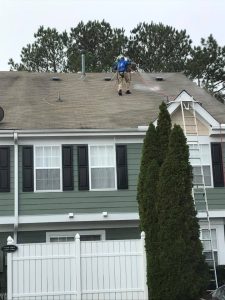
left=46, top=230, right=106, bottom=242
left=200, top=228, right=217, bottom=252
left=34, top=145, right=62, bottom=192
left=88, top=144, right=117, bottom=191
left=188, top=142, right=213, bottom=188
left=200, top=227, right=218, bottom=265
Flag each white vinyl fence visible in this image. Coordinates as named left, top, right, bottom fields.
left=7, top=233, right=148, bottom=300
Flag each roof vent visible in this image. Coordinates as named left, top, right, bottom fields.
left=57, top=92, right=62, bottom=102
left=51, top=77, right=61, bottom=81
left=155, top=77, right=164, bottom=81
left=104, top=77, right=112, bottom=81
left=0, top=107, right=4, bottom=122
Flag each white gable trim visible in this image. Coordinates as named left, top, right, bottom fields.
left=154, top=90, right=220, bottom=128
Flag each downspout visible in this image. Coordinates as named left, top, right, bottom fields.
left=13, top=132, right=18, bottom=243
left=81, top=52, right=86, bottom=79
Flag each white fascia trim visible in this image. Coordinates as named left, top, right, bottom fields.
left=16, top=212, right=139, bottom=225
left=0, top=213, right=139, bottom=226
left=197, top=210, right=225, bottom=219
left=211, top=125, right=225, bottom=135
left=154, top=92, right=220, bottom=129
left=0, top=216, right=15, bottom=225
left=194, top=104, right=220, bottom=127
left=2, top=211, right=225, bottom=226
left=1, top=128, right=146, bottom=138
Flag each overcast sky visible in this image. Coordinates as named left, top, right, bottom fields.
left=0, top=0, right=224, bottom=71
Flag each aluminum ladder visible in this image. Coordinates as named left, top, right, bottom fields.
left=180, top=99, right=218, bottom=291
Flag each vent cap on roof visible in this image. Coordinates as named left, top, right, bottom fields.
left=155, top=77, right=164, bottom=81
left=51, top=77, right=61, bottom=81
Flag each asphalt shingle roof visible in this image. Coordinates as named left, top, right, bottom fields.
left=0, top=71, right=224, bottom=130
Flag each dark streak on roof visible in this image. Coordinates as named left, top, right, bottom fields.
left=0, top=71, right=224, bottom=130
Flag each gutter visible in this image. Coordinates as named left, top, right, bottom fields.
left=13, top=132, right=18, bottom=243
left=0, top=127, right=148, bottom=138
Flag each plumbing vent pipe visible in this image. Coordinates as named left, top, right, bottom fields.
left=81, top=53, right=85, bottom=76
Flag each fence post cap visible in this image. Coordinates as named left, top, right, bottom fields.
left=7, top=236, right=14, bottom=245
left=75, top=233, right=80, bottom=240
left=141, top=231, right=145, bottom=239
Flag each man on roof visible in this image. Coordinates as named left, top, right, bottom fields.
left=114, top=54, right=132, bottom=96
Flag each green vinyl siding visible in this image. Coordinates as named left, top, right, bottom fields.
left=0, top=146, right=14, bottom=216
left=16, top=227, right=140, bottom=243
left=206, top=188, right=225, bottom=210
left=106, top=227, right=140, bottom=240
left=17, top=231, right=46, bottom=244
left=18, top=143, right=142, bottom=215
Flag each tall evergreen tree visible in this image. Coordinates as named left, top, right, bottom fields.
left=185, top=34, right=225, bottom=103
left=156, top=102, right=172, bottom=166
left=137, top=123, right=158, bottom=231
left=143, top=160, right=160, bottom=297
left=127, top=22, right=192, bottom=72
left=8, top=26, right=68, bottom=72
left=154, top=125, right=209, bottom=300
left=137, top=103, right=172, bottom=297
left=67, top=20, right=127, bottom=72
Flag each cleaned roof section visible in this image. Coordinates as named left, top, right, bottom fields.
left=0, top=71, right=224, bottom=130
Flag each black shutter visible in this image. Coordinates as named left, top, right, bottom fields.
left=62, top=145, right=73, bottom=191
left=116, top=145, right=128, bottom=189
left=22, top=146, right=34, bottom=192
left=0, top=147, right=10, bottom=192
left=211, top=143, right=224, bottom=187
left=78, top=145, right=89, bottom=190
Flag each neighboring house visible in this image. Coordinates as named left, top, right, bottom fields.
left=0, top=71, right=225, bottom=291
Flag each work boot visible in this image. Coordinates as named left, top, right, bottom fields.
left=126, top=90, right=131, bottom=94
left=118, top=90, right=122, bottom=96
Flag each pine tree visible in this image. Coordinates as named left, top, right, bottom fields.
left=155, top=125, right=209, bottom=300
left=8, top=26, right=68, bottom=72
left=143, top=160, right=160, bottom=297
left=137, top=103, right=172, bottom=297
left=127, top=22, right=192, bottom=72
left=156, top=102, right=172, bottom=166
left=137, top=123, right=158, bottom=231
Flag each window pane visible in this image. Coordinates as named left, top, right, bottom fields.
left=44, top=156, right=51, bottom=168
left=203, top=166, right=211, bottom=186
left=203, top=251, right=218, bottom=266
left=189, top=144, right=210, bottom=164
left=202, top=229, right=217, bottom=250
left=36, top=157, right=43, bottom=168
left=52, top=146, right=60, bottom=157
left=35, top=146, right=61, bottom=191
left=91, top=167, right=115, bottom=189
left=52, top=157, right=60, bottom=168
left=36, top=147, right=43, bottom=157
left=49, top=237, right=59, bottom=242
left=201, top=145, right=210, bottom=164
left=36, top=169, right=60, bottom=190
left=50, top=236, right=75, bottom=242
left=192, top=166, right=211, bottom=186
left=36, top=147, right=43, bottom=167
left=80, top=235, right=101, bottom=241
left=90, top=145, right=114, bottom=167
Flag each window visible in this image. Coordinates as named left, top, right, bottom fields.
left=189, top=144, right=212, bottom=186
left=46, top=230, right=106, bottom=242
left=89, top=145, right=116, bottom=190
left=34, top=146, right=61, bottom=191
left=201, top=229, right=218, bottom=265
